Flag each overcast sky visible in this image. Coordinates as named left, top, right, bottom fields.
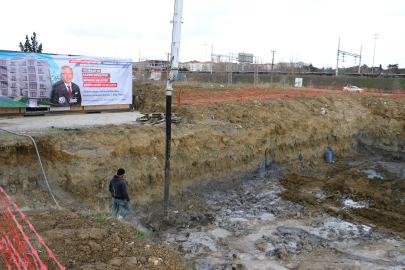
left=1, top=0, right=404, bottom=69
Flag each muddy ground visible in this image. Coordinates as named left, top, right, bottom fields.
left=1, top=82, right=405, bottom=269
left=140, top=150, right=405, bottom=269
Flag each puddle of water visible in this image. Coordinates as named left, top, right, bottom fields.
left=343, top=199, right=368, bottom=208
left=260, top=213, right=275, bottom=221
left=208, top=228, right=231, bottom=239
left=345, top=253, right=404, bottom=267
left=277, top=227, right=303, bottom=234
left=348, top=155, right=382, bottom=166
left=348, top=156, right=405, bottom=178
left=362, top=169, right=384, bottom=179
left=377, top=161, right=405, bottom=174
left=348, top=161, right=366, bottom=166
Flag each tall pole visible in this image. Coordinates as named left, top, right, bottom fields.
left=254, top=56, right=258, bottom=85
left=204, top=44, right=207, bottom=71
left=270, top=49, right=276, bottom=84
left=228, top=53, right=230, bottom=84
left=210, top=45, right=213, bottom=74
left=164, top=0, right=183, bottom=221
left=358, top=45, right=362, bottom=74
left=372, top=34, right=378, bottom=74
left=336, top=38, right=340, bottom=76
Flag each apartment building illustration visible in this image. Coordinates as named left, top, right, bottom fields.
left=0, top=55, right=51, bottom=107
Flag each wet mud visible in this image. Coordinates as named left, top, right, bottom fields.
left=138, top=153, right=405, bottom=269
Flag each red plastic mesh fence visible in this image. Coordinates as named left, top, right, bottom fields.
left=0, top=186, right=64, bottom=270
left=178, top=87, right=405, bottom=106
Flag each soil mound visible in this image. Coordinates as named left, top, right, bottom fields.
left=0, top=210, right=192, bottom=269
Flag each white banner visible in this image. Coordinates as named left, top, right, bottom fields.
left=0, top=52, right=132, bottom=108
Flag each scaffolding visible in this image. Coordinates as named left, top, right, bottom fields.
left=211, top=52, right=260, bottom=85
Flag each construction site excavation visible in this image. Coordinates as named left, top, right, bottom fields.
left=2, top=81, right=405, bottom=270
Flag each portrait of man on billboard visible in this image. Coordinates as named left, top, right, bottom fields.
left=49, top=66, right=81, bottom=107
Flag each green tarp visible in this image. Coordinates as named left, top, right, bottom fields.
left=0, top=99, right=29, bottom=108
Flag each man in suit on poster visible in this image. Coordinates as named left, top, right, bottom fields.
left=49, top=66, right=82, bottom=107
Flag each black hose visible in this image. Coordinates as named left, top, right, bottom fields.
left=0, top=128, right=60, bottom=209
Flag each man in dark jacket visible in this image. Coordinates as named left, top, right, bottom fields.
left=109, top=168, right=130, bottom=219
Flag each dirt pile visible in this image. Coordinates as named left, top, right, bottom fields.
left=0, top=210, right=192, bottom=270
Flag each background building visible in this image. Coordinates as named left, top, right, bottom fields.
left=183, top=60, right=203, bottom=71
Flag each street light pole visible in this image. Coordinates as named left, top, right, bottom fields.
left=372, top=34, right=378, bottom=74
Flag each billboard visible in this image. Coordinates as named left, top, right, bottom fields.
left=0, top=52, right=132, bottom=108
left=238, top=53, right=253, bottom=63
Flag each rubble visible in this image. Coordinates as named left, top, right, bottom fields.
left=136, top=113, right=182, bottom=125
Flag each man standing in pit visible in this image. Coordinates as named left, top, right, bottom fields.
left=109, top=168, right=130, bottom=219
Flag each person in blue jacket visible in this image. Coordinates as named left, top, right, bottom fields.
left=109, top=168, right=130, bottom=219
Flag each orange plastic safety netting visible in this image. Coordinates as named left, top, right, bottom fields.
left=177, top=87, right=405, bottom=106
left=0, top=186, right=64, bottom=270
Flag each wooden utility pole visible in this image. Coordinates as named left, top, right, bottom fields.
left=270, top=50, right=276, bottom=84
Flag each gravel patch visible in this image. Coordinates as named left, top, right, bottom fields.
left=0, top=111, right=144, bottom=132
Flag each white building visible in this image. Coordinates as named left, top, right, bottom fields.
left=183, top=60, right=203, bottom=71
left=0, top=55, right=50, bottom=106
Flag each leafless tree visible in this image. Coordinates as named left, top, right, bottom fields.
left=278, top=56, right=288, bottom=73
left=289, top=53, right=298, bottom=75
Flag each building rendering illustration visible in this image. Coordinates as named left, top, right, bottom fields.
left=0, top=55, right=51, bottom=107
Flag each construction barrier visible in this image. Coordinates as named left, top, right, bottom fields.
left=177, top=87, right=405, bottom=106
left=0, top=186, right=64, bottom=270
left=177, top=86, right=183, bottom=106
